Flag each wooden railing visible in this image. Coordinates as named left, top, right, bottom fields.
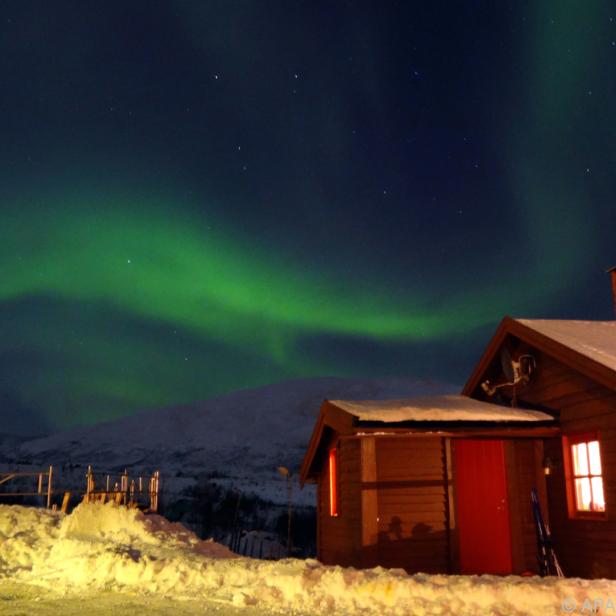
left=0, top=466, right=54, bottom=508
left=83, top=466, right=160, bottom=512
left=0, top=465, right=161, bottom=513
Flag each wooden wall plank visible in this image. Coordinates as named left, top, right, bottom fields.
left=504, top=441, right=525, bottom=573
left=361, top=437, right=378, bottom=553
left=374, top=436, right=449, bottom=573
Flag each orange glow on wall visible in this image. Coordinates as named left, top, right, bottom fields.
left=329, top=448, right=338, bottom=516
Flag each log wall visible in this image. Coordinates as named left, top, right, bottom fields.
left=504, top=439, right=547, bottom=573
left=517, top=347, right=616, bottom=578
left=373, top=436, right=449, bottom=572
left=316, top=432, right=542, bottom=574
left=317, top=435, right=362, bottom=566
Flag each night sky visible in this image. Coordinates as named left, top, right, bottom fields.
left=2, top=2, right=616, bottom=435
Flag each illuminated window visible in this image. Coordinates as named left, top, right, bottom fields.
left=567, top=435, right=605, bottom=514
left=328, top=448, right=338, bottom=516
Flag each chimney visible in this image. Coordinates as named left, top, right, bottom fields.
left=608, top=266, right=616, bottom=318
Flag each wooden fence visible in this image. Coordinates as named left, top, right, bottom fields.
left=0, top=466, right=54, bottom=508
left=0, top=465, right=160, bottom=513
left=83, top=466, right=160, bottom=512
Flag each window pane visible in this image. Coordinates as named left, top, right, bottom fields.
left=591, top=476, right=606, bottom=512
left=572, top=443, right=579, bottom=475
left=575, top=478, right=591, bottom=511
left=572, top=443, right=589, bottom=476
left=588, top=441, right=602, bottom=475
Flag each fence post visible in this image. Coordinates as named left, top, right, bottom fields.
left=149, top=470, right=160, bottom=512
left=46, top=465, right=53, bottom=509
left=85, top=465, right=93, bottom=502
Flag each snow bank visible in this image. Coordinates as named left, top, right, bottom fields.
left=2, top=503, right=616, bottom=615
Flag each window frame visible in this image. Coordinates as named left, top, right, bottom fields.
left=328, top=446, right=339, bottom=517
left=562, top=432, right=606, bottom=520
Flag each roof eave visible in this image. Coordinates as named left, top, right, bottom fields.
left=299, top=401, right=356, bottom=486
left=351, top=424, right=560, bottom=438
left=462, top=315, right=515, bottom=396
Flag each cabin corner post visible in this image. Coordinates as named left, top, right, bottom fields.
left=316, top=480, right=322, bottom=561
left=610, top=268, right=616, bottom=319
left=360, top=436, right=379, bottom=561
left=443, top=438, right=457, bottom=573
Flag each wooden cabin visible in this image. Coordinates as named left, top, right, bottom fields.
left=300, top=394, right=557, bottom=574
left=301, top=275, right=616, bottom=577
left=464, top=316, right=616, bottom=578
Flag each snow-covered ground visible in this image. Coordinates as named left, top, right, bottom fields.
left=0, top=582, right=268, bottom=616
left=2, top=502, right=616, bottom=615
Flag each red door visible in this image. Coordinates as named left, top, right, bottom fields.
left=454, top=439, right=512, bottom=574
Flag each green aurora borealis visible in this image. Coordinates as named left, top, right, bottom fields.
left=1, top=2, right=616, bottom=434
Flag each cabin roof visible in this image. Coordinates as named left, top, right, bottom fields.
left=299, top=394, right=557, bottom=485
left=463, top=317, right=616, bottom=397
left=329, top=394, right=553, bottom=423
left=517, top=319, right=616, bottom=373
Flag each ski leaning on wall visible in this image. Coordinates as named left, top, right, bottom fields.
left=531, top=487, right=564, bottom=577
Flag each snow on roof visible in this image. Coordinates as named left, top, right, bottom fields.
left=516, top=319, right=616, bottom=372
left=329, top=394, right=553, bottom=422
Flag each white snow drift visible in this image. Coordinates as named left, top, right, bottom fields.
left=1, top=503, right=616, bottom=615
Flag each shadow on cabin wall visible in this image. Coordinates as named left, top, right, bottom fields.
left=360, top=517, right=450, bottom=573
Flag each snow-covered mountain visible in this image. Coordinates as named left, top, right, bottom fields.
left=0, top=432, right=30, bottom=463
left=4, top=376, right=456, bottom=514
